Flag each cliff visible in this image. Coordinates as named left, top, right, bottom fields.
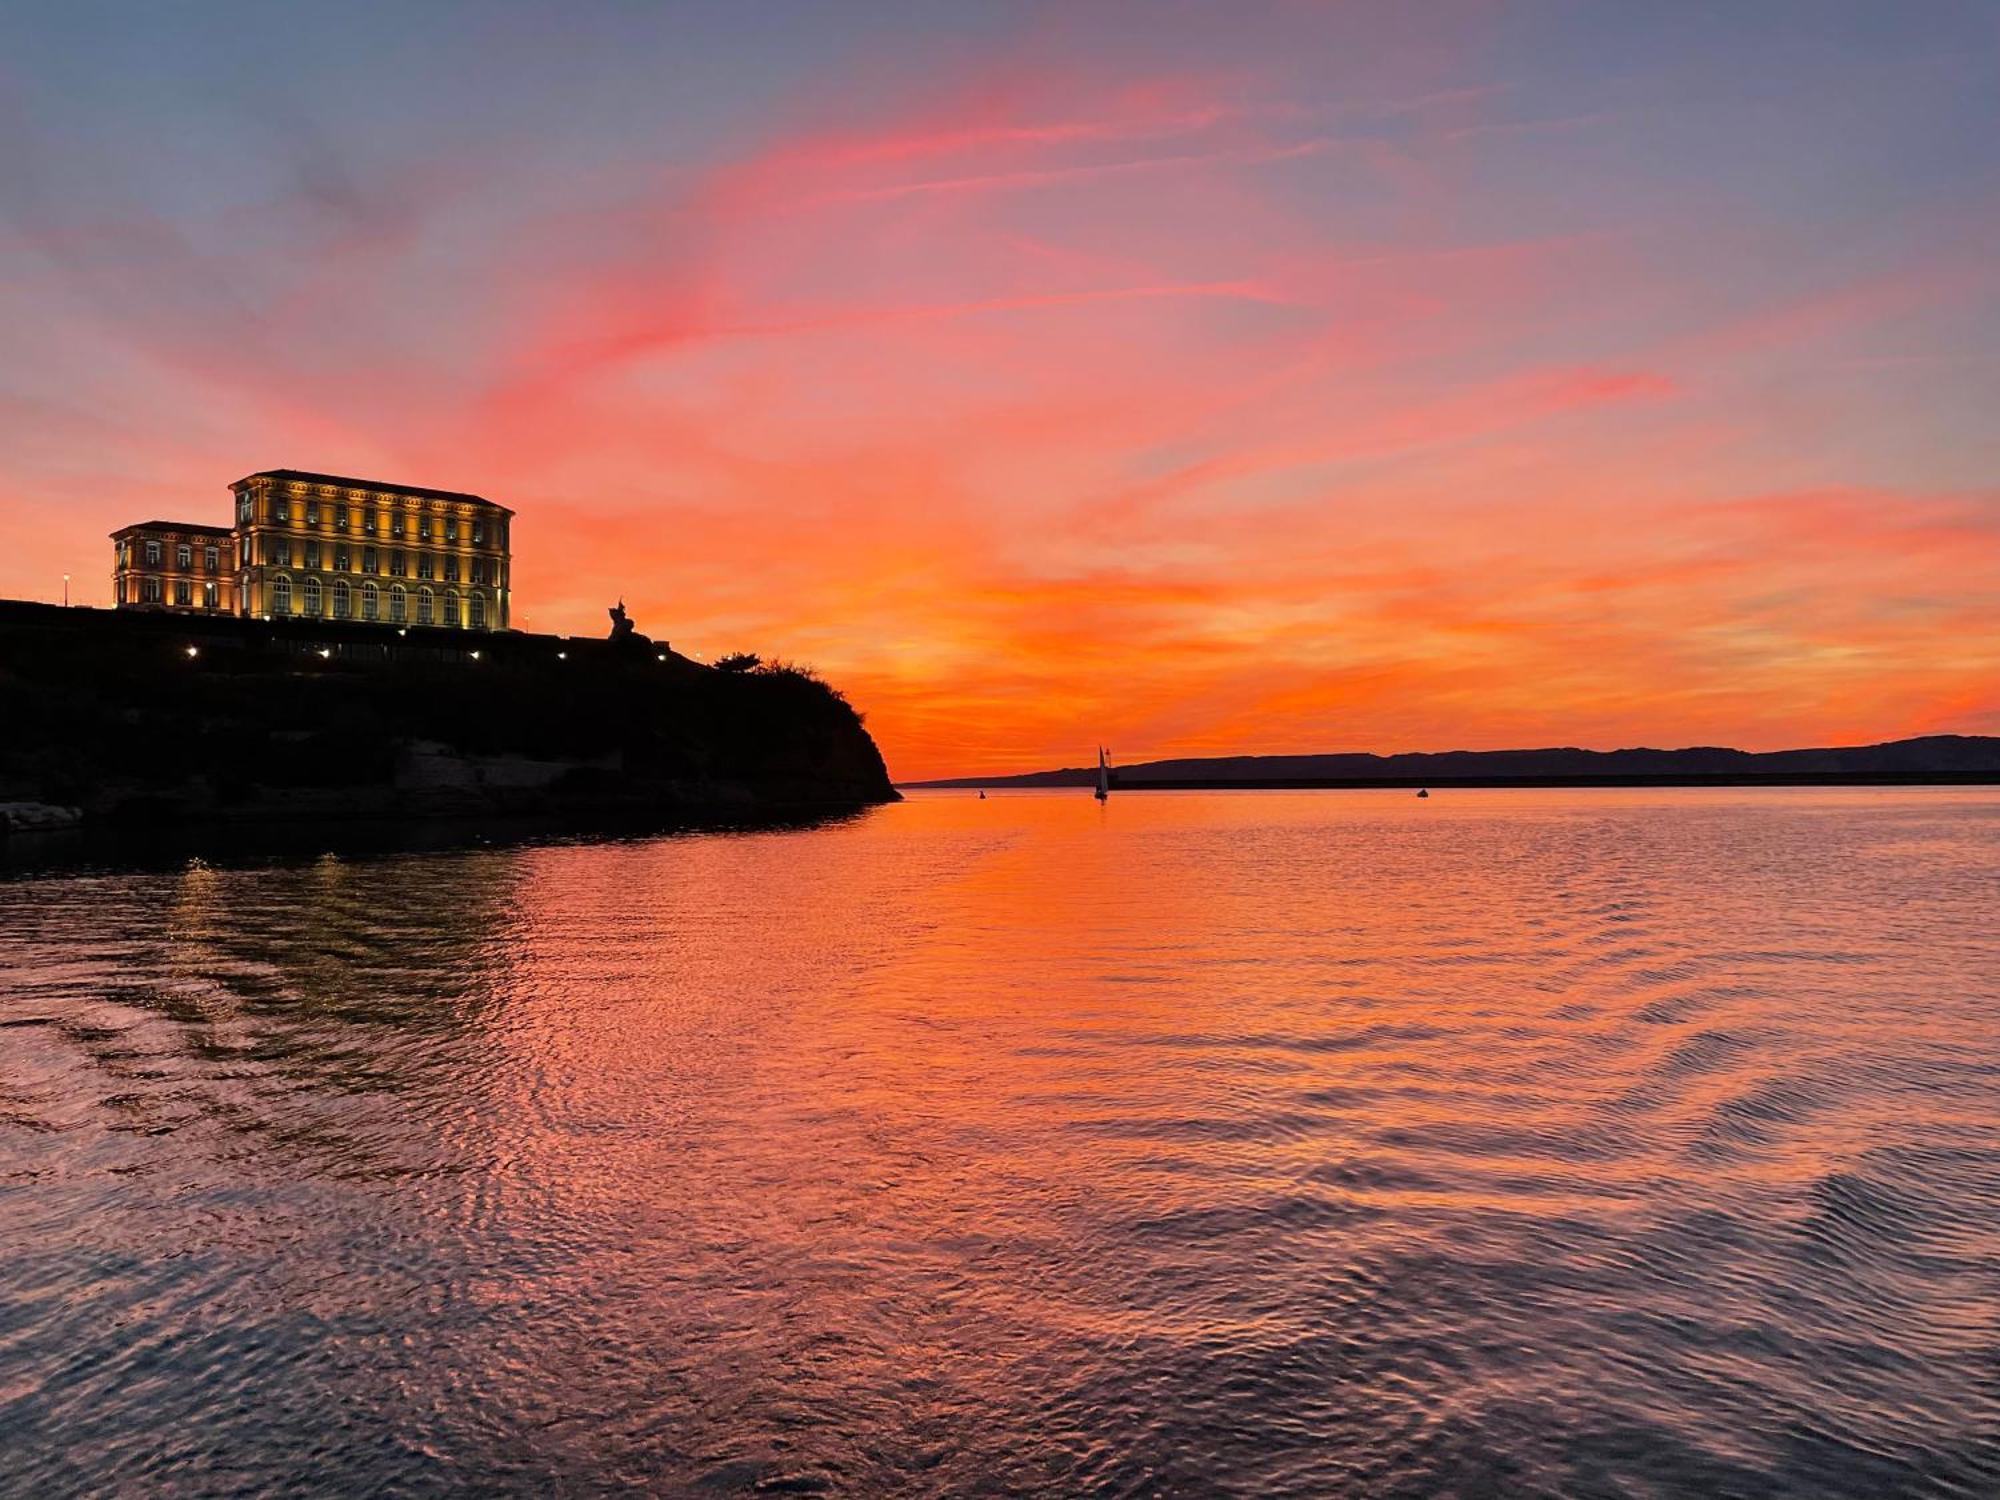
left=0, top=601, right=897, bottom=826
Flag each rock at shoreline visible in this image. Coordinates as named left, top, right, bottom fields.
left=0, top=802, right=84, bottom=834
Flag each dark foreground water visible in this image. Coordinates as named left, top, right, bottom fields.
left=2, top=789, right=1997, bottom=1498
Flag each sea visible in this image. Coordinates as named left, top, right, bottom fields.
left=2, top=788, right=1996, bottom=1498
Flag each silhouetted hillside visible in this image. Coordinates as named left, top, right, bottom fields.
left=909, top=736, right=2000, bottom=789
left=0, top=601, right=896, bottom=826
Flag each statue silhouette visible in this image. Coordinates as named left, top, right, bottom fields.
left=607, top=599, right=657, bottom=655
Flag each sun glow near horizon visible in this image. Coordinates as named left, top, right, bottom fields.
left=1, top=2, right=1996, bottom=780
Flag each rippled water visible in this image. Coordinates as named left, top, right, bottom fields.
left=2, top=789, right=1998, bottom=1497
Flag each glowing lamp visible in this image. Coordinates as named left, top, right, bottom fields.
left=184, top=645, right=199, bottom=659
left=318, top=647, right=332, bottom=659
left=469, top=650, right=481, bottom=661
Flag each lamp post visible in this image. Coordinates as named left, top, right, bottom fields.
left=62, top=574, right=69, bottom=607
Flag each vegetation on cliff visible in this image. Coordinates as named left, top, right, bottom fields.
left=0, top=602, right=897, bottom=823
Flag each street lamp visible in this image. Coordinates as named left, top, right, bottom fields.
left=62, top=574, right=69, bottom=607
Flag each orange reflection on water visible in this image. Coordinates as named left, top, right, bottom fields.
left=3, top=788, right=1997, bottom=1494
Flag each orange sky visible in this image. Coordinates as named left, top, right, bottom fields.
left=1, top=3, right=1996, bottom=778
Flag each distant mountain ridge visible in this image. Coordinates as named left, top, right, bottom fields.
left=905, top=735, right=2000, bottom=789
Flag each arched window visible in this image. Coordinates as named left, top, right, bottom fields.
left=417, top=587, right=434, bottom=626
left=389, top=584, right=407, bottom=624
left=272, top=574, right=292, bottom=616
left=332, top=579, right=351, bottom=619
left=468, top=591, right=487, bottom=630
left=362, top=581, right=380, bottom=621
left=443, top=590, right=461, bottom=628
left=302, top=576, right=322, bottom=617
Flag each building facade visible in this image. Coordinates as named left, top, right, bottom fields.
left=112, top=470, right=513, bottom=632
left=111, top=522, right=236, bottom=614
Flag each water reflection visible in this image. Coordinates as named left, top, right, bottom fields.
left=2, top=790, right=1998, bottom=1496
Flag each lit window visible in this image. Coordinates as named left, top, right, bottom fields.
left=305, top=542, right=321, bottom=570
left=176, top=543, right=192, bottom=570
left=389, top=584, right=407, bottom=623
left=391, top=551, right=407, bottom=578
left=418, top=553, right=435, bottom=580
left=420, top=515, right=433, bottom=540
left=445, top=517, right=459, bottom=542
left=443, top=590, right=461, bottom=627
left=472, top=522, right=485, bottom=545
left=306, top=501, right=319, bottom=525
left=272, top=575, right=292, bottom=615
left=362, top=581, right=380, bottom=621
left=334, top=546, right=350, bottom=572
left=333, top=579, right=351, bottom=619
left=144, top=540, right=162, bottom=566
left=335, top=507, right=349, bottom=531
left=392, top=513, right=406, bottom=539
left=269, top=498, right=288, bottom=523
left=469, top=591, right=487, bottom=629
left=204, top=546, right=218, bottom=572
left=302, top=576, right=322, bottom=616
left=417, top=587, right=434, bottom=625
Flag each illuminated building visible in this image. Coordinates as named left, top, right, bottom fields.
left=110, top=521, right=236, bottom=614
left=112, top=470, right=513, bottom=631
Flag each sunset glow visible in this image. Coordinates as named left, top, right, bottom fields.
left=2, top=3, right=1995, bottom=778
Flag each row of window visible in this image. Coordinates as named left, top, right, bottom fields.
left=134, top=540, right=223, bottom=572
left=256, top=540, right=502, bottom=585
left=240, top=493, right=504, bottom=548
left=267, top=577, right=491, bottom=629
left=128, top=577, right=224, bottom=608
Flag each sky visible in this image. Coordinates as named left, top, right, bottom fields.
left=1, top=1, right=1996, bottom=780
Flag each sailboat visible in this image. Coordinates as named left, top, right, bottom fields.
left=1095, top=747, right=1110, bottom=802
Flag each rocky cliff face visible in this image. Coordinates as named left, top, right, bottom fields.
left=0, top=602, right=898, bottom=825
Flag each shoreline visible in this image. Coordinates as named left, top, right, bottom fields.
left=903, top=772, right=2000, bottom=791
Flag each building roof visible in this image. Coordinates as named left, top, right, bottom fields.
left=234, top=469, right=514, bottom=514
left=110, top=520, right=233, bottom=538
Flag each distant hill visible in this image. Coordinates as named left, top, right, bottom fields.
left=904, top=736, right=2000, bottom=789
